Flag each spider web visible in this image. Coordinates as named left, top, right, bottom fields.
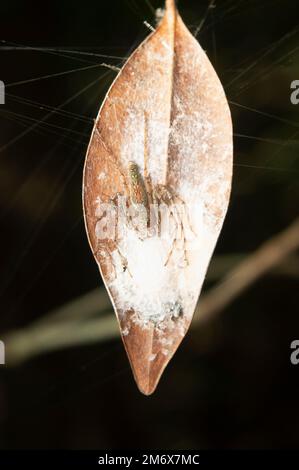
left=0, top=0, right=298, bottom=412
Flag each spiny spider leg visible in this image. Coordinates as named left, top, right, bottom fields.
left=94, top=190, right=132, bottom=279
left=163, top=206, right=188, bottom=267
left=171, top=193, right=197, bottom=238
left=154, top=185, right=190, bottom=267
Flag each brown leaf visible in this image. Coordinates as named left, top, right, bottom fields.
left=83, top=0, right=233, bottom=395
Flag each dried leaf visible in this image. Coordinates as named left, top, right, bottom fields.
left=83, top=0, right=233, bottom=395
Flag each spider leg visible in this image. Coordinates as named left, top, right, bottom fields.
left=172, top=194, right=197, bottom=238
left=163, top=206, right=190, bottom=267
left=94, top=192, right=132, bottom=279
left=156, top=187, right=190, bottom=267
left=171, top=203, right=189, bottom=267
left=164, top=226, right=179, bottom=266
left=115, top=245, right=132, bottom=277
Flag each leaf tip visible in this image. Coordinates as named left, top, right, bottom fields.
left=132, top=359, right=162, bottom=397
left=137, top=380, right=158, bottom=397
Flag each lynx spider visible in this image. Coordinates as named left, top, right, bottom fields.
left=93, top=113, right=195, bottom=277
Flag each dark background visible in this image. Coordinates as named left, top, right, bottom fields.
left=0, top=0, right=299, bottom=449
